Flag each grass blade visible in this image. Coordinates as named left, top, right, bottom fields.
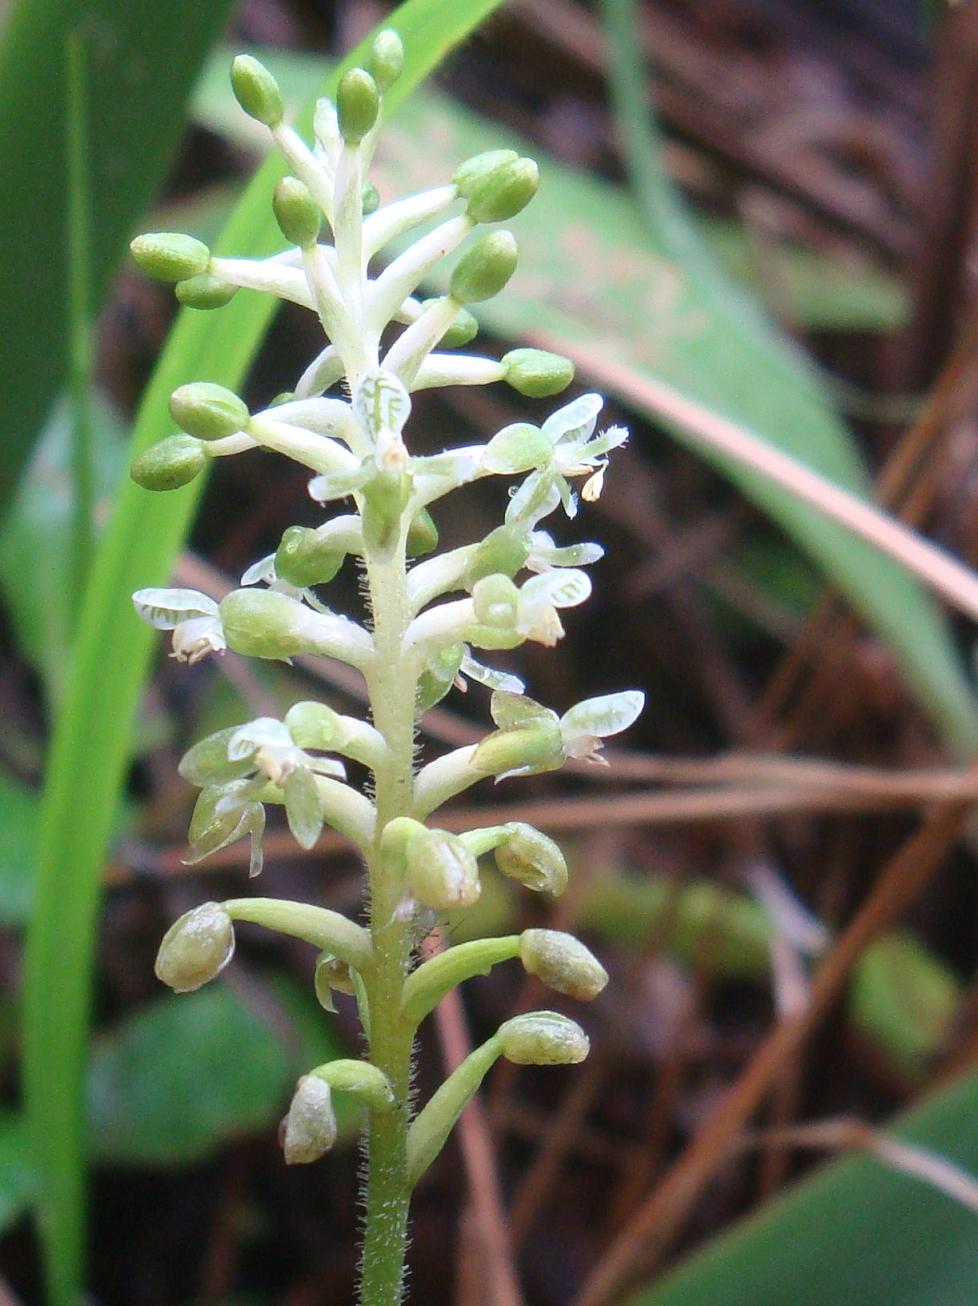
left=21, top=4, right=506, bottom=1302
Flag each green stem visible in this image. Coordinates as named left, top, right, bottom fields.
left=358, top=528, right=419, bottom=1306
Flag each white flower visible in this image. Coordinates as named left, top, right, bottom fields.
left=132, top=588, right=226, bottom=664
left=515, top=569, right=592, bottom=647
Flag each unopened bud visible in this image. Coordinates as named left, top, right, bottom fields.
left=495, top=823, right=567, bottom=895
left=366, top=29, right=404, bottom=93
left=419, top=299, right=478, bottom=349
left=169, top=382, right=250, bottom=441
left=230, top=54, right=284, bottom=127
left=503, top=348, right=574, bottom=398
left=519, top=930, right=608, bottom=1000
left=453, top=149, right=518, bottom=198
left=406, top=827, right=481, bottom=910
left=275, top=525, right=346, bottom=587
left=465, top=525, right=531, bottom=585
left=472, top=573, right=519, bottom=627
left=407, top=507, right=439, bottom=558
left=450, top=231, right=518, bottom=304
left=281, top=1075, right=337, bottom=1164
left=130, top=232, right=210, bottom=282
left=362, top=467, right=410, bottom=557
left=471, top=721, right=564, bottom=780
left=337, top=67, right=379, bottom=143
left=131, top=433, right=206, bottom=492
left=498, top=1011, right=589, bottom=1065
left=467, top=157, right=539, bottom=224
left=155, top=902, right=235, bottom=993
left=218, top=589, right=309, bottom=659
left=273, top=177, right=321, bottom=249
left=175, top=273, right=238, bottom=310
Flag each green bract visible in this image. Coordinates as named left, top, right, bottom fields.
left=129, top=36, right=643, bottom=1305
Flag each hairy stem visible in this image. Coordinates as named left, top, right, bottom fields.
left=358, top=526, right=419, bottom=1306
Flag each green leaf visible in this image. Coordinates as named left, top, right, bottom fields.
left=627, top=1066, right=978, bottom=1306
left=0, top=0, right=237, bottom=512
left=21, top=4, right=508, bottom=1301
left=0, top=1112, right=34, bottom=1235
left=87, top=980, right=345, bottom=1167
left=0, top=394, right=126, bottom=707
left=0, top=772, right=38, bottom=927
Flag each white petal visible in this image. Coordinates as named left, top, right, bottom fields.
left=560, top=690, right=645, bottom=745
left=133, top=588, right=219, bottom=629
left=241, top=555, right=277, bottom=587
left=459, top=650, right=525, bottom=695
left=354, top=367, right=412, bottom=440
left=520, top=569, right=592, bottom=611
left=228, top=717, right=294, bottom=761
left=542, top=393, right=603, bottom=447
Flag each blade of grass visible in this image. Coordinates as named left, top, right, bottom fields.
left=0, top=0, right=238, bottom=512
left=21, top=5, right=507, bottom=1303
left=65, top=29, right=95, bottom=611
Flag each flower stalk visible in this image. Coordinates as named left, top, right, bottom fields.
left=131, top=33, right=642, bottom=1306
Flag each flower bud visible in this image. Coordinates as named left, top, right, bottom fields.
left=519, top=930, right=608, bottom=1000
left=281, top=1074, right=337, bottom=1164
left=273, top=177, right=321, bottom=249
left=450, top=231, right=518, bottom=304
left=130, top=232, right=210, bottom=282
left=169, top=382, right=250, bottom=441
left=419, top=299, right=478, bottom=349
left=407, top=507, right=439, bottom=558
left=498, top=1011, right=589, bottom=1065
left=453, top=149, right=518, bottom=198
left=467, top=157, right=539, bottom=224
left=230, top=54, right=284, bottom=127
left=155, top=902, right=235, bottom=993
left=219, top=589, right=313, bottom=660
left=472, top=573, right=519, bottom=627
left=471, top=722, right=564, bottom=781
left=175, top=273, right=238, bottom=310
left=130, top=433, right=206, bottom=492
left=503, top=348, right=575, bottom=398
left=465, top=525, right=531, bottom=586
left=337, top=67, right=379, bottom=143
left=275, top=525, right=346, bottom=587
left=361, top=180, right=380, bottom=215
left=406, top=828, right=481, bottom=910
left=495, top=823, right=568, bottom=895
left=366, top=29, right=404, bottom=93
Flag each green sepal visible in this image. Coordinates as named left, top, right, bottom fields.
left=407, top=506, right=439, bottom=557
left=130, top=433, right=206, bottom=491
left=130, top=231, right=210, bottom=282
left=503, top=348, right=574, bottom=398
left=284, top=766, right=324, bottom=849
left=273, top=177, right=321, bottom=249
left=275, top=525, right=346, bottom=587
left=337, top=67, right=379, bottom=143
left=417, top=643, right=464, bottom=712
left=366, top=29, right=404, bottom=93
left=230, top=54, right=284, bottom=127
left=450, top=230, right=518, bottom=304
left=169, top=382, right=250, bottom=441
left=466, top=157, right=539, bottom=224
left=464, top=525, right=531, bottom=586
left=179, top=726, right=255, bottom=786
left=175, top=274, right=238, bottom=310
left=361, top=467, right=411, bottom=558
left=453, top=149, right=518, bottom=198
left=361, top=180, right=380, bottom=215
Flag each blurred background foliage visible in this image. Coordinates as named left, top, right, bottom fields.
left=5, top=0, right=978, bottom=1303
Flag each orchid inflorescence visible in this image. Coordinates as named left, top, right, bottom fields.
left=131, top=31, right=642, bottom=1304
